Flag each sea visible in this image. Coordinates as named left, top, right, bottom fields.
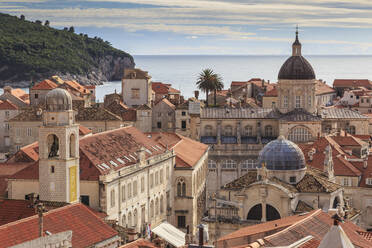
left=2, top=55, right=372, bottom=102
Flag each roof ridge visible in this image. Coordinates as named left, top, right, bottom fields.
left=264, top=209, right=322, bottom=240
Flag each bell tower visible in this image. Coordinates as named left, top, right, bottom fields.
left=39, top=88, right=80, bottom=203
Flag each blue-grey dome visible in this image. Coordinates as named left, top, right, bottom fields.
left=258, top=136, right=306, bottom=170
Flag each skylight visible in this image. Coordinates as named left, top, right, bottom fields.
left=110, top=160, right=118, bottom=167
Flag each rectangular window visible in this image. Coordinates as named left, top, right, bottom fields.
left=81, top=195, right=90, bottom=206
left=4, top=123, right=9, bottom=131
left=34, top=94, right=38, bottom=99
left=283, top=96, right=288, bottom=108
left=110, top=189, right=115, bottom=208
left=177, top=216, right=186, bottom=228
left=157, top=122, right=162, bottom=129
left=182, top=111, right=186, bottom=116
left=155, top=171, right=159, bottom=185
left=366, top=178, right=372, bottom=185
left=141, top=177, right=145, bottom=193
left=127, top=183, right=132, bottom=198
left=158, top=113, right=161, bottom=117
left=133, top=180, right=138, bottom=197
left=342, top=177, right=350, bottom=186
left=122, top=185, right=125, bottom=202
left=5, top=111, right=9, bottom=118
left=16, top=145, right=21, bottom=151
left=131, top=88, right=140, bottom=99
left=150, top=173, right=154, bottom=187
left=308, top=95, right=311, bottom=107
left=295, top=96, right=301, bottom=108
left=289, top=176, right=296, bottom=183
left=160, top=169, right=164, bottom=184
left=181, top=120, right=187, bottom=130
left=26, top=128, right=32, bottom=136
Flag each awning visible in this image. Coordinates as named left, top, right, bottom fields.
left=152, top=222, right=185, bottom=247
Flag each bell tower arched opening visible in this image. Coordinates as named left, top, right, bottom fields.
left=47, top=134, right=59, bottom=158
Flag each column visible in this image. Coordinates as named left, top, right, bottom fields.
left=237, top=121, right=241, bottom=144
left=217, top=160, right=222, bottom=192
left=260, top=186, right=268, bottom=222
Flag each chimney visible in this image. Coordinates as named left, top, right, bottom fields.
left=3, top=86, right=12, bottom=94
left=36, top=203, right=45, bottom=237
left=261, top=79, right=264, bottom=88
left=194, top=90, right=199, bottom=100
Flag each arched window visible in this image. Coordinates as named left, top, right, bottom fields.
left=176, top=178, right=186, bottom=197
left=264, top=125, right=273, bottom=137
left=224, top=125, right=233, bottom=136
left=150, top=200, right=154, bottom=218
left=346, top=125, right=356, bottom=135
left=288, top=126, right=313, bottom=143
left=244, top=125, right=253, bottom=136
left=222, top=160, right=237, bottom=169
left=204, top=125, right=213, bottom=136
left=208, top=160, right=216, bottom=169
left=128, top=212, right=132, bottom=227
left=47, top=134, right=59, bottom=158
left=160, top=195, right=164, bottom=214
left=69, top=133, right=76, bottom=158
left=155, top=198, right=159, bottom=215
left=241, top=159, right=257, bottom=170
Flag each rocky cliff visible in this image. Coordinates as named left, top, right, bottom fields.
left=0, top=13, right=135, bottom=87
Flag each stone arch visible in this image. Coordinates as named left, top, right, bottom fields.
left=247, top=204, right=281, bottom=221
left=288, top=125, right=313, bottom=143
left=224, top=125, right=233, bottom=136
left=133, top=208, right=138, bottom=228
left=69, top=133, right=77, bottom=158
left=122, top=214, right=126, bottom=227
left=47, top=134, right=59, bottom=158
left=332, top=196, right=341, bottom=209
left=128, top=211, right=132, bottom=227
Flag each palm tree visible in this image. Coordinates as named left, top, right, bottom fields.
left=212, top=74, right=224, bottom=106
left=196, top=69, right=223, bottom=107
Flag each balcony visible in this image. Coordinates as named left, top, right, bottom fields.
left=221, top=136, right=237, bottom=144
left=261, top=136, right=277, bottom=144
left=241, top=136, right=257, bottom=144
left=200, top=136, right=217, bottom=144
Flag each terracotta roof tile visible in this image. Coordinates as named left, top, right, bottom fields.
left=152, top=82, right=180, bottom=95
left=31, top=79, right=58, bottom=90
left=79, top=125, right=92, bottom=136
left=0, top=199, right=36, bottom=226
left=62, top=80, right=89, bottom=95
left=333, top=79, right=372, bottom=88
left=264, top=87, right=278, bottom=97
left=0, top=203, right=118, bottom=248
left=0, top=99, right=18, bottom=110
left=358, top=231, right=372, bottom=241
left=76, top=107, right=122, bottom=121
left=105, top=101, right=137, bottom=122
left=147, top=132, right=208, bottom=168
left=231, top=81, right=247, bottom=87
left=156, top=98, right=176, bottom=109
left=315, top=80, right=336, bottom=96
left=298, top=238, right=321, bottom=248
left=120, top=238, right=157, bottom=248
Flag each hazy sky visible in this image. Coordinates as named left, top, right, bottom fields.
left=2, top=0, right=372, bottom=55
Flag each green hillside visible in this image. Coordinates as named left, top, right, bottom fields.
left=0, top=13, right=134, bottom=86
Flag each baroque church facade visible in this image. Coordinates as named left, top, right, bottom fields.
left=203, top=31, right=369, bottom=197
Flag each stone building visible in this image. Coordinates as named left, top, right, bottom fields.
left=147, top=132, right=209, bottom=234
left=122, top=68, right=152, bottom=108
left=152, top=82, right=181, bottom=105
left=152, top=98, right=176, bottom=132
left=0, top=86, right=29, bottom=108
left=199, top=30, right=369, bottom=199
left=0, top=100, right=19, bottom=156
left=333, top=79, right=372, bottom=97
left=204, top=136, right=346, bottom=241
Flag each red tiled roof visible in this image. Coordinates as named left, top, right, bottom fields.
left=0, top=203, right=118, bottom=248
left=0, top=199, right=36, bottom=226
left=84, top=85, right=96, bottom=89
left=298, top=238, right=320, bottom=248
left=147, top=132, right=208, bottom=168
left=120, top=238, right=157, bottom=248
left=31, top=79, right=58, bottom=90
left=358, top=231, right=372, bottom=241
left=0, top=99, right=18, bottom=110
left=263, top=210, right=372, bottom=248
left=63, top=80, right=89, bottom=95
left=315, top=80, right=336, bottom=95
left=333, top=79, right=372, bottom=88
left=152, top=82, right=180, bottom=95
left=218, top=210, right=319, bottom=244
left=264, top=87, right=277, bottom=97
left=79, top=125, right=92, bottom=136
left=231, top=81, right=247, bottom=87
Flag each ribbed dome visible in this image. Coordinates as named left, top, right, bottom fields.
left=46, top=88, right=72, bottom=111
left=258, top=136, right=306, bottom=170
left=278, top=56, right=315, bottom=80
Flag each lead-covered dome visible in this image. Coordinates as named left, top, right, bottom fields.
left=45, top=88, right=72, bottom=111
left=278, top=56, right=315, bottom=80
left=258, top=136, right=306, bottom=170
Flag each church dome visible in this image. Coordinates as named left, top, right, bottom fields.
left=45, top=88, right=72, bottom=111
left=258, top=136, right=306, bottom=170
left=278, top=28, right=316, bottom=80
left=278, top=56, right=315, bottom=80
